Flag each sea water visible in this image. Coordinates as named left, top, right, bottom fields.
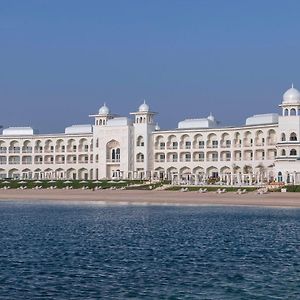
left=0, top=200, right=299, bottom=299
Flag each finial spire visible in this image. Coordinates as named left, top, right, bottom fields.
left=292, top=83, right=294, bottom=88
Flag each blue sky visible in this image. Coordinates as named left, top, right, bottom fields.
left=1, top=0, right=300, bottom=132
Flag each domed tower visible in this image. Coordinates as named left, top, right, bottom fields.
left=89, top=103, right=113, bottom=126
left=130, top=100, right=156, bottom=124
left=130, top=100, right=157, bottom=179
left=276, top=85, right=300, bottom=184
left=280, top=85, right=300, bottom=116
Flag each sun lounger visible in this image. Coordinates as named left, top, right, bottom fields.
left=217, top=188, right=226, bottom=194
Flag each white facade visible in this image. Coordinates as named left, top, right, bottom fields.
left=1, top=87, right=300, bottom=184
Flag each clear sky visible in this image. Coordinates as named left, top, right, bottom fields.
left=1, top=0, right=300, bottom=133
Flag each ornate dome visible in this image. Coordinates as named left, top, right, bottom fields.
left=283, top=85, right=300, bottom=105
left=98, top=103, right=110, bottom=115
left=139, top=100, right=150, bottom=112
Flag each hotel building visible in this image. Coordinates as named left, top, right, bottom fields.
left=1, top=86, right=300, bottom=185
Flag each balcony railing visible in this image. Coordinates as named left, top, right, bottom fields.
left=155, top=159, right=165, bottom=163
left=106, top=159, right=120, bottom=163
left=9, top=149, right=20, bottom=153
left=9, top=160, right=20, bottom=164
left=167, top=159, right=178, bottom=162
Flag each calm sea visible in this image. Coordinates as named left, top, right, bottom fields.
left=0, top=201, right=299, bottom=299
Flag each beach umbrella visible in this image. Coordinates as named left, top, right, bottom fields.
left=48, top=180, right=56, bottom=183
left=34, top=180, right=42, bottom=183
left=1, top=181, right=10, bottom=184
left=93, top=180, right=101, bottom=183
left=18, top=181, right=27, bottom=184
left=118, top=180, right=126, bottom=183
left=80, top=180, right=88, bottom=184
left=108, top=180, right=116, bottom=183
left=63, top=180, right=72, bottom=184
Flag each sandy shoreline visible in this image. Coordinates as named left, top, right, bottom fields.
left=0, top=189, right=300, bottom=208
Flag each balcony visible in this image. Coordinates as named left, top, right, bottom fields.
left=167, top=158, right=178, bottom=162
left=220, top=158, right=231, bottom=161
left=275, top=156, right=300, bottom=161
left=244, top=143, right=253, bottom=147
left=221, top=144, right=231, bottom=149
left=207, top=157, right=218, bottom=162
left=67, top=160, right=77, bottom=164
left=9, top=160, right=20, bottom=164
left=8, top=148, right=20, bottom=153
left=106, top=159, right=120, bottom=163
left=193, top=158, right=204, bottom=162
left=180, top=158, right=191, bottom=162
left=44, top=149, right=54, bottom=153
left=155, top=159, right=165, bottom=163
left=22, top=147, right=33, bottom=153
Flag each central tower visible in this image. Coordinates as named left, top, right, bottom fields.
left=130, top=101, right=157, bottom=179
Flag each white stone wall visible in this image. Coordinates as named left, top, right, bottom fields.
left=152, top=125, right=278, bottom=184
left=0, top=134, right=93, bottom=180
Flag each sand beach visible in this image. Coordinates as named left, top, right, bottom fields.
left=0, top=189, right=300, bottom=208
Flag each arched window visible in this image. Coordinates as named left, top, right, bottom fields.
left=116, top=148, right=120, bottom=160
left=290, top=149, right=297, bottom=156
left=291, top=108, right=297, bottom=116
left=112, top=149, right=116, bottom=160
left=96, top=138, right=99, bottom=148
left=137, top=136, right=144, bottom=146
left=290, top=132, right=297, bottom=141
left=278, top=172, right=283, bottom=182
left=136, top=153, right=144, bottom=162
left=281, top=149, right=286, bottom=156
left=99, top=119, right=102, bottom=125
left=284, top=108, right=289, bottom=116
left=281, top=133, right=286, bottom=141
